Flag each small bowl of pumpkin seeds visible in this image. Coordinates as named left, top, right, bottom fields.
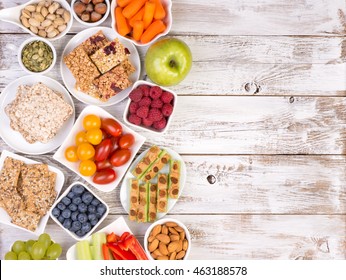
left=18, top=37, right=56, bottom=74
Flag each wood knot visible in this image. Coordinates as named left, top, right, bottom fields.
left=244, top=82, right=261, bottom=94
left=289, top=96, right=295, bottom=103
left=207, top=175, right=216, bottom=184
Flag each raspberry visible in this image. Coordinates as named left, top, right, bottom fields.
left=151, top=98, right=163, bottom=109
left=148, top=108, right=163, bottom=122
left=153, top=118, right=167, bottom=130
left=128, top=114, right=141, bottom=125
left=162, top=103, right=173, bottom=117
left=136, top=106, right=149, bottom=118
left=161, top=91, right=174, bottom=104
left=129, top=88, right=143, bottom=102
left=138, top=97, right=152, bottom=107
left=129, top=102, right=139, bottom=114
left=142, top=118, right=153, bottom=127
left=149, top=86, right=162, bottom=99
left=138, top=85, right=150, bottom=97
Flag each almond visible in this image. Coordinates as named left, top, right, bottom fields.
left=180, top=231, right=185, bottom=240
left=151, top=225, right=162, bottom=237
left=170, top=234, right=180, bottom=242
left=148, top=238, right=159, bottom=252
left=169, top=251, right=177, bottom=260
left=168, top=227, right=179, bottom=235
left=176, top=240, right=183, bottom=252
left=183, top=239, right=189, bottom=251
left=162, top=225, right=168, bottom=235
left=157, top=255, right=169, bottom=260
left=176, top=251, right=185, bottom=260
left=159, top=242, right=169, bottom=256
left=167, top=241, right=179, bottom=253
left=165, top=222, right=178, bottom=227
left=156, top=234, right=170, bottom=244
left=153, top=249, right=163, bottom=257
left=174, top=226, right=184, bottom=233
left=148, top=235, right=156, bottom=243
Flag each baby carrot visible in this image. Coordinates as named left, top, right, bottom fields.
left=116, top=7, right=132, bottom=36
left=122, top=0, right=147, bottom=19
left=117, top=0, right=132, bottom=7
left=129, top=6, right=144, bottom=27
left=140, top=20, right=166, bottom=44
left=153, top=0, right=166, bottom=20
left=133, top=20, right=144, bottom=41
left=143, top=0, right=156, bottom=29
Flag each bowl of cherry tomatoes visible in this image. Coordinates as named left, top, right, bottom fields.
left=53, top=105, right=146, bottom=192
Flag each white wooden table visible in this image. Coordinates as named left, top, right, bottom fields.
left=0, top=0, right=345, bottom=260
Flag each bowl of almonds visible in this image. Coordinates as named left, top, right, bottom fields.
left=144, top=218, right=191, bottom=260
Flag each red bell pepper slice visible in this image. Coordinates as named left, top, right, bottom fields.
left=119, top=231, right=131, bottom=242
left=107, top=232, right=119, bottom=243
left=107, top=243, right=137, bottom=260
left=121, top=235, right=149, bottom=260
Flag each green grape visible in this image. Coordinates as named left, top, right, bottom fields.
left=25, top=240, right=36, bottom=255
left=18, top=251, right=31, bottom=260
left=46, top=243, right=62, bottom=260
left=31, top=242, right=46, bottom=260
left=5, top=251, right=17, bottom=260
left=11, top=241, right=26, bottom=255
left=38, top=233, right=51, bottom=250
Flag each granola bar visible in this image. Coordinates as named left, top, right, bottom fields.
left=81, top=30, right=109, bottom=56
left=120, top=59, right=136, bottom=76
left=90, top=39, right=128, bottom=74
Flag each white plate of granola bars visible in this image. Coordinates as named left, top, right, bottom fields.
left=0, top=75, right=75, bottom=155
left=60, top=27, right=141, bottom=107
left=0, top=150, right=65, bottom=235
left=119, top=146, right=186, bottom=223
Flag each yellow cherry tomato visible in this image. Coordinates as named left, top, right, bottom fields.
left=77, top=143, right=95, bottom=161
left=65, top=146, right=79, bottom=162
left=83, top=114, right=101, bottom=131
left=75, top=131, right=88, bottom=146
left=86, top=128, right=103, bottom=145
left=79, top=160, right=97, bottom=176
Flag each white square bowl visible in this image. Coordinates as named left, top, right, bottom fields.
left=53, top=105, right=146, bottom=192
left=123, top=80, right=178, bottom=134
left=0, top=150, right=65, bottom=235
left=49, top=181, right=109, bottom=241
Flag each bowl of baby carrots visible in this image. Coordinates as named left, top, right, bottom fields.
left=111, top=0, right=172, bottom=47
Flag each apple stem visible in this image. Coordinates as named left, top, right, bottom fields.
left=169, top=60, right=176, bottom=68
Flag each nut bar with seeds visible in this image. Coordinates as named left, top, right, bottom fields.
left=157, top=174, right=168, bottom=213
left=131, top=146, right=162, bottom=179
left=129, top=179, right=139, bottom=221
left=148, top=183, right=157, bottom=222
left=168, top=160, right=181, bottom=199
left=142, top=150, right=171, bottom=182
left=120, top=59, right=136, bottom=76
left=92, top=64, right=132, bottom=101
left=137, top=183, right=149, bottom=223
left=81, top=30, right=109, bottom=56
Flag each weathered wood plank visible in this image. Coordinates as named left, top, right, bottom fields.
left=1, top=0, right=345, bottom=35
left=1, top=214, right=345, bottom=259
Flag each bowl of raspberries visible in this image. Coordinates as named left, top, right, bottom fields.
left=123, top=80, right=177, bottom=134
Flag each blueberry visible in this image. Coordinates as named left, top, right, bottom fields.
left=72, top=185, right=85, bottom=195
left=82, top=192, right=93, bottom=205
left=78, top=213, right=88, bottom=223
left=96, top=204, right=107, bottom=217
left=67, top=191, right=75, bottom=199
left=75, top=230, right=85, bottom=237
left=78, top=203, right=87, bottom=213
left=71, top=211, right=79, bottom=221
left=90, top=218, right=99, bottom=227
left=87, top=205, right=96, bottom=214
left=88, top=213, right=97, bottom=221
left=62, top=209, right=71, bottom=219
left=81, top=222, right=91, bottom=233
left=61, top=196, right=71, bottom=206
left=91, top=198, right=100, bottom=206
left=58, top=216, right=65, bottom=224
left=68, top=203, right=78, bottom=212
left=72, top=196, right=82, bottom=205
left=63, top=218, right=72, bottom=229
left=57, top=202, right=66, bottom=211
left=52, top=207, right=60, bottom=217
left=70, top=221, right=81, bottom=232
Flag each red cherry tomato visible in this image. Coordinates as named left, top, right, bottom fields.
left=101, top=129, right=109, bottom=139
left=93, top=168, right=117, bottom=184
left=119, top=134, right=135, bottom=149
left=95, top=159, right=113, bottom=171
left=110, top=136, right=119, bottom=153
left=101, top=118, right=122, bottom=137
left=110, top=149, right=131, bottom=167
left=94, top=138, right=112, bottom=162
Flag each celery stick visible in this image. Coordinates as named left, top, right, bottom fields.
left=91, top=232, right=107, bottom=260
left=76, top=240, right=92, bottom=260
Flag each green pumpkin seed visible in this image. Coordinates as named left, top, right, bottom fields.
left=21, top=40, right=53, bottom=72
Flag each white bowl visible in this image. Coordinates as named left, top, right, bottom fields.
left=111, top=0, right=172, bottom=47
left=71, top=0, right=110, bottom=27
left=18, top=37, right=57, bottom=75
left=144, top=218, right=191, bottom=260
left=49, top=181, right=110, bottom=241
left=0, top=0, right=73, bottom=41
left=123, top=80, right=177, bottom=134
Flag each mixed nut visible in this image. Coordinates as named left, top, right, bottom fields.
left=20, top=0, right=71, bottom=39
left=73, top=0, right=108, bottom=23
left=147, top=221, right=189, bottom=260
left=21, top=40, right=54, bottom=72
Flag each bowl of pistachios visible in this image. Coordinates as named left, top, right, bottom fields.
left=18, top=37, right=56, bottom=74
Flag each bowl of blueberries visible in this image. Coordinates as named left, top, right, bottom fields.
left=50, top=182, right=109, bottom=240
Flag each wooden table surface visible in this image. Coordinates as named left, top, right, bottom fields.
left=0, top=0, right=345, bottom=260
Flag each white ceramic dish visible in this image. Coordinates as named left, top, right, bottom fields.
left=53, top=105, right=146, bottom=193
left=66, top=216, right=133, bottom=259
left=123, top=80, right=177, bottom=134
left=111, top=0, right=172, bottom=47
left=18, top=37, right=57, bottom=75
left=120, top=146, right=186, bottom=221
left=0, top=0, right=73, bottom=41
left=0, top=75, right=75, bottom=155
left=0, top=150, right=65, bottom=235
left=60, top=27, right=141, bottom=107
left=49, top=181, right=109, bottom=241
left=71, top=0, right=110, bottom=27
left=144, top=218, right=191, bottom=260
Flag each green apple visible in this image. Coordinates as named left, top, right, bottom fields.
left=145, top=38, right=192, bottom=86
